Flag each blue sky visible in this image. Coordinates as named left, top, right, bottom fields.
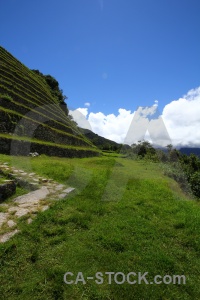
left=1, top=0, right=200, bottom=146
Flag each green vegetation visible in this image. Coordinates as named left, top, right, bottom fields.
left=0, top=46, right=98, bottom=157
left=32, top=70, right=69, bottom=116
left=0, top=153, right=200, bottom=299
left=1, top=45, right=200, bottom=299
left=80, top=128, right=124, bottom=152
left=122, top=141, right=200, bottom=200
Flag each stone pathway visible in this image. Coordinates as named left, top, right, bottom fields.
left=0, top=162, right=75, bottom=243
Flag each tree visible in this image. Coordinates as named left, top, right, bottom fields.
left=32, top=70, right=68, bottom=115
left=166, top=144, right=173, bottom=152
left=131, top=141, right=156, bottom=158
left=189, top=172, right=200, bottom=198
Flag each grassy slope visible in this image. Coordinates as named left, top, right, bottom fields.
left=0, top=154, right=200, bottom=299
left=0, top=46, right=97, bottom=155
left=80, top=128, right=123, bottom=151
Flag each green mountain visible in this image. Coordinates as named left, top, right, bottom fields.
left=80, top=128, right=124, bottom=151
left=0, top=46, right=99, bottom=157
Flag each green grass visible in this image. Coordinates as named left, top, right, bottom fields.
left=0, top=133, right=99, bottom=152
left=0, top=106, right=95, bottom=147
left=0, top=176, right=6, bottom=184
left=0, top=154, right=200, bottom=299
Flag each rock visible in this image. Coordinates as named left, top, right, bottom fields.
left=55, top=184, right=65, bottom=191
left=41, top=205, right=49, bottom=211
left=4, top=179, right=14, bottom=182
left=29, top=183, right=39, bottom=188
left=57, top=188, right=75, bottom=199
left=63, top=187, right=75, bottom=194
left=14, top=186, right=50, bottom=205
left=0, top=229, right=19, bottom=243
left=7, top=220, right=16, bottom=228
left=29, top=152, right=39, bottom=157
left=27, top=218, right=33, bottom=224
left=41, top=179, right=48, bottom=183
left=0, top=203, right=8, bottom=208
left=32, top=178, right=39, bottom=182
left=0, top=212, right=9, bottom=227
left=0, top=180, right=16, bottom=202
left=58, top=193, right=67, bottom=199
left=20, top=172, right=27, bottom=176
left=15, top=208, right=29, bottom=218
left=8, top=207, right=18, bottom=213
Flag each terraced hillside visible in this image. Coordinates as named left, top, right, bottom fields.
left=0, top=46, right=99, bottom=157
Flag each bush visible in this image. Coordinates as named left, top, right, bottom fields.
left=162, top=163, right=190, bottom=193
left=189, top=172, right=200, bottom=198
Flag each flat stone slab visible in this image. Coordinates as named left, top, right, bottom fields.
left=0, top=229, right=19, bottom=243
left=14, top=186, right=50, bottom=205
left=7, top=220, right=17, bottom=228
left=63, top=187, right=75, bottom=194
left=32, top=178, right=39, bottom=182
left=55, top=184, right=65, bottom=191
left=0, top=203, right=8, bottom=208
left=0, top=212, right=9, bottom=227
left=56, top=188, right=75, bottom=199
left=41, top=205, right=49, bottom=212
left=8, top=207, right=18, bottom=213
left=20, top=172, right=27, bottom=176
left=17, top=202, right=38, bottom=209
left=0, top=164, right=75, bottom=243
left=15, top=208, right=30, bottom=218
left=58, top=193, right=67, bottom=199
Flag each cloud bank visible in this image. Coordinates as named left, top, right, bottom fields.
left=69, top=86, right=200, bottom=147
left=162, top=86, right=200, bottom=147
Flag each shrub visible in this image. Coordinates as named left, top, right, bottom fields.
left=162, top=163, right=190, bottom=193
left=189, top=172, right=200, bottom=198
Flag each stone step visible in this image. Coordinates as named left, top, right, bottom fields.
left=0, top=164, right=75, bottom=243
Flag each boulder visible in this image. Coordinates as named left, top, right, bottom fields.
left=29, top=152, right=39, bottom=157
left=0, top=180, right=16, bottom=202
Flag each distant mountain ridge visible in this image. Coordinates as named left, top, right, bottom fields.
left=0, top=46, right=99, bottom=157
left=179, top=148, right=200, bottom=157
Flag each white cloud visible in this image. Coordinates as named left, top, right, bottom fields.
left=154, top=100, right=158, bottom=107
left=88, top=108, right=134, bottom=143
left=84, top=102, right=90, bottom=107
left=69, top=108, right=92, bottom=130
left=77, top=107, right=88, bottom=117
left=70, top=86, right=200, bottom=147
left=70, top=108, right=134, bottom=143
left=162, top=86, right=200, bottom=147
